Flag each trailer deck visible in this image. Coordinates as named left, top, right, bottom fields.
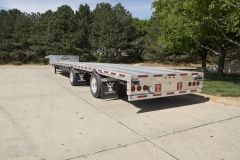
left=47, top=55, right=204, bottom=101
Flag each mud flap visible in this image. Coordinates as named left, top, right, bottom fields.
left=76, top=71, right=88, bottom=85
left=101, top=78, right=119, bottom=99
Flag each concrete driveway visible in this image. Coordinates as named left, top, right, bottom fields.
left=0, top=66, right=240, bottom=160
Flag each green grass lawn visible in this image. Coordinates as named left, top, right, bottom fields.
left=202, top=72, right=240, bottom=97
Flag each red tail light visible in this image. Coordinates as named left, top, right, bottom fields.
left=131, top=86, right=135, bottom=92
left=188, top=82, right=191, bottom=86
left=143, top=85, right=147, bottom=91
left=197, top=81, right=200, bottom=86
left=193, top=81, right=196, bottom=86
left=137, top=86, right=141, bottom=91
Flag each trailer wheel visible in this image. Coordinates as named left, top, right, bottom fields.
left=70, top=68, right=77, bottom=86
left=90, top=73, right=102, bottom=98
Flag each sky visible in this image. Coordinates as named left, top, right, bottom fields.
left=0, top=0, right=154, bottom=19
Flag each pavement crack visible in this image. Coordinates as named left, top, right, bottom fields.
left=148, top=141, right=179, bottom=160
left=65, top=140, right=147, bottom=160
left=152, top=115, right=240, bottom=140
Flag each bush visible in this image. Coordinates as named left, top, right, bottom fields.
left=11, top=61, right=23, bottom=66
left=97, top=54, right=107, bottom=63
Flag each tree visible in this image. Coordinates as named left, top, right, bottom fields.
left=10, top=11, right=34, bottom=63
left=0, top=10, right=13, bottom=64
left=0, top=3, right=152, bottom=64
left=0, top=9, right=24, bottom=64
left=90, top=3, right=136, bottom=62
left=74, top=4, right=94, bottom=61
left=90, top=2, right=112, bottom=62
left=39, top=10, right=54, bottom=58
left=151, top=0, right=201, bottom=65
left=27, top=12, right=48, bottom=63
left=183, top=0, right=240, bottom=74
left=113, top=3, right=137, bottom=62
left=45, top=5, right=76, bottom=55
left=143, top=16, right=162, bottom=62
left=131, top=18, right=149, bottom=62
left=152, top=0, right=240, bottom=73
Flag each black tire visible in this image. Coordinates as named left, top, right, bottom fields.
left=90, top=73, right=102, bottom=98
left=70, top=68, right=77, bottom=86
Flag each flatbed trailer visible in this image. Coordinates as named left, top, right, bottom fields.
left=47, top=55, right=204, bottom=101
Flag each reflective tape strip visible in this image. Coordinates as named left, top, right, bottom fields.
left=119, top=74, right=125, bottom=77
left=179, top=91, right=187, bottom=94
left=138, top=75, right=148, bottom=78
left=138, top=95, right=148, bottom=98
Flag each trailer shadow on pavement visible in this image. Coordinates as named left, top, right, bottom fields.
left=119, top=94, right=209, bottom=113
left=58, top=70, right=69, bottom=77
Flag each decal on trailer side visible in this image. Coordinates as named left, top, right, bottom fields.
left=78, top=73, right=85, bottom=81
left=105, top=82, right=116, bottom=94
left=177, top=82, right=183, bottom=90
left=155, top=84, right=162, bottom=92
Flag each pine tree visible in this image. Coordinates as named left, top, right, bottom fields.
left=90, top=3, right=136, bottom=62
left=46, top=5, right=76, bottom=55
left=0, top=10, right=12, bottom=64
left=112, top=3, right=136, bottom=62
left=74, top=4, right=94, bottom=61
left=10, top=11, right=33, bottom=63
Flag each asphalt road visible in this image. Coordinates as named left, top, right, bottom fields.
left=0, top=66, right=240, bottom=160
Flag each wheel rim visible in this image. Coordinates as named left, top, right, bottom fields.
left=70, top=71, right=73, bottom=83
left=91, top=77, right=97, bottom=93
